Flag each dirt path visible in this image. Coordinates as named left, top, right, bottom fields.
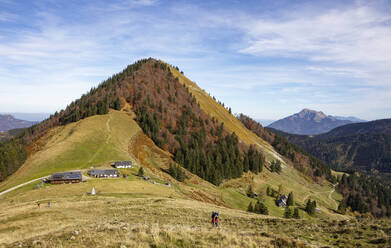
left=0, top=176, right=49, bottom=197
left=0, top=169, right=91, bottom=197
left=87, top=114, right=112, bottom=164
left=105, top=113, right=112, bottom=144
left=302, top=183, right=338, bottom=210
left=329, top=184, right=338, bottom=209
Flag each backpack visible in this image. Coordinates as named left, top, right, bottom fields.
left=211, top=212, right=219, bottom=218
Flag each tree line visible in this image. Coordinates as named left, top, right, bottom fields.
left=338, top=173, right=391, bottom=217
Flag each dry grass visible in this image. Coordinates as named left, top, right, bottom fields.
left=0, top=111, right=136, bottom=192
left=1, top=185, right=390, bottom=248
left=169, top=65, right=280, bottom=162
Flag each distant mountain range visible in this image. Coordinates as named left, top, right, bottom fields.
left=0, top=114, right=36, bottom=132
left=334, top=116, right=366, bottom=123
left=0, top=112, right=49, bottom=122
left=268, top=118, right=391, bottom=181
left=267, top=109, right=366, bottom=135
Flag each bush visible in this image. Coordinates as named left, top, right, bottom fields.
left=138, top=167, right=144, bottom=177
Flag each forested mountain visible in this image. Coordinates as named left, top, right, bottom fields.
left=0, top=114, right=35, bottom=132
left=268, top=119, right=391, bottom=176
left=0, top=128, right=25, bottom=143
left=268, top=109, right=356, bottom=135
left=0, top=59, right=264, bottom=184
left=268, top=120, right=391, bottom=217
left=238, top=114, right=334, bottom=183
left=0, top=58, right=331, bottom=186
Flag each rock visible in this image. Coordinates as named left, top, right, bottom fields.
left=32, top=240, right=42, bottom=246
left=70, top=236, right=76, bottom=240
left=120, top=245, right=127, bottom=248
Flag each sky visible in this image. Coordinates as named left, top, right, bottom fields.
left=0, top=0, right=391, bottom=121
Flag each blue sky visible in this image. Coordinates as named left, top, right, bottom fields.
left=0, top=0, right=391, bottom=121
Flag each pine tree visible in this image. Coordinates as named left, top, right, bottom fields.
left=305, top=199, right=312, bottom=215
left=113, top=97, right=122, bottom=110
left=253, top=200, right=268, bottom=215
left=243, top=155, right=249, bottom=172
left=338, top=200, right=347, bottom=214
left=305, top=199, right=316, bottom=215
left=168, top=163, right=176, bottom=179
left=275, top=160, right=282, bottom=173
left=254, top=200, right=261, bottom=213
left=247, top=202, right=254, bottom=212
left=259, top=201, right=268, bottom=215
left=138, top=167, right=144, bottom=177
left=247, top=184, right=255, bottom=198
left=270, top=161, right=276, bottom=172
left=287, top=192, right=294, bottom=206
left=284, top=207, right=292, bottom=218
left=293, top=208, right=300, bottom=219
left=266, top=186, right=271, bottom=196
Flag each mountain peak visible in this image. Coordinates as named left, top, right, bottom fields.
left=0, top=114, right=35, bottom=132
left=268, top=109, right=359, bottom=135
left=296, top=109, right=328, bottom=122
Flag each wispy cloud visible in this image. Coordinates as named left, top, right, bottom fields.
left=0, top=0, right=390, bottom=120
left=240, top=6, right=391, bottom=62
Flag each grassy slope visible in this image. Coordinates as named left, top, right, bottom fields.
left=0, top=110, right=240, bottom=211
left=169, top=66, right=344, bottom=219
left=0, top=111, right=134, bottom=191
left=1, top=109, right=343, bottom=220
left=169, top=68, right=278, bottom=161
left=1, top=179, right=389, bottom=248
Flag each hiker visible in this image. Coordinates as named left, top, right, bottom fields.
left=37, top=202, right=40, bottom=209
left=48, top=201, right=51, bottom=207
left=211, top=212, right=219, bottom=227
left=215, top=215, right=219, bottom=227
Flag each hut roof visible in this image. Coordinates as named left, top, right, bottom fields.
left=50, top=171, right=82, bottom=181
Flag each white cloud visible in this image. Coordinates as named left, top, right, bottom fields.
left=0, top=1, right=390, bottom=120
left=240, top=6, right=391, bottom=63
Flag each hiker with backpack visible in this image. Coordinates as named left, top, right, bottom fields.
left=211, top=212, right=219, bottom=227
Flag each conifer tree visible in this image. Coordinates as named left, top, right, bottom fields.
left=275, top=160, right=282, bottom=173
left=259, top=201, right=268, bottom=215
left=254, top=200, right=268, bottom=215
left=305, top=199, right=316, bottom=215
left=247, top=184, right=255, bottom=198
left=287, top=192, right=294, bottom=206
left=138, top=167, right=144, bottom=177
left=293, top=208, right=300, bottom=219
left=270, top=160, right=275, bottom=172
left=247, top=202, right=254, bottom=212
left=284, top=207, right=292, bottom=218
left=266, top=186, right=271, bottom=196
left=338, top=201, right=347, bottom=214
left=113, top=97, right=122, bottom=110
